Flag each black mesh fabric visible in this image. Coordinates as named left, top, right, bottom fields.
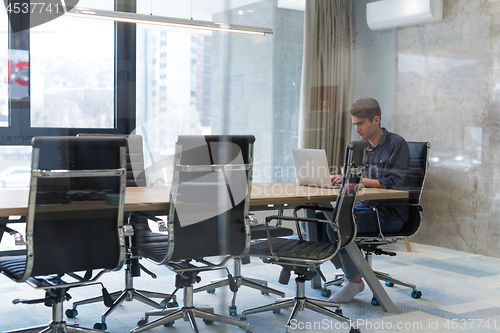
left=136, top=135, right=255, bottom=264
left=249, top=238, right=337, bottom=261
left=0, top=136, right=126, bottom=282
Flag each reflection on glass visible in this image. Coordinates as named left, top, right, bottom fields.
left=135, top=25, right=212, bottom=187
left=135, top=1, right=303, bottom=185
left=29, top=0, right=114, bottom=128
left=429, top=153, right=481, bottom=173
left=0, top=9, right=9, bottom=127
left=0, top=145, right=32, bottom=188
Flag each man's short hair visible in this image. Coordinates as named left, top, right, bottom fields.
left=349, top=98, right=381, bottom=122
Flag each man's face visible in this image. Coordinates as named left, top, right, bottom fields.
left=351, top=115, right=380, bottom=140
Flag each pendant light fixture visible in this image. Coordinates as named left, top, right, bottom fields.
left=64, top=7, right=273, bottom=36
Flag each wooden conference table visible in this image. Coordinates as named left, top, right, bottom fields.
left=0, top=182, right=406, bottom=313
left=0, top=182, right=407, bottom=217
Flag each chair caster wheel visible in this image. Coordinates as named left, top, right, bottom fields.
left=65, top=308, right=78, bottom=318
left=321, top=288, right=331, bottom=297
left=261, top=291, right=269, bottom=295
left=333, top=276, right=344, bottom=286
left=229, top=305, right=237, bottom=316
left=411, top=290, right=422, bottom=299
left=371, top=297, right=380, bottom=306
left=240, top=316, right=247, bottom=323
left=93, top=322, right=107, bottom=330
left=385, top=281, right=394, bottom=287
left=137, top=318, right=148, bottom=326
left=163, top=321, right=175, bottom=327
left=207, top=289, right=216, bottom=294
left=273, top=309, right=281, bottom=314
left=335, top=308, right=343, bottom=316
left=203, top=319, right=214, bottom=325
left=167, top=301, right=179, bottom=308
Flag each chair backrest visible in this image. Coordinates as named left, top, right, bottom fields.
left=19, top=136, right=127, bottom=282
left=333, top=140, right=368, bottom=248
left=77, top=134, right=147, bottom=187
left=390, top=141, right=430, bottom=237
left=407, top=141, right=430, bottom=202
left=143, top=135, right=254, bottom=264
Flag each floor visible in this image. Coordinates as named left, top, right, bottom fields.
left=1, top=241, right=500, bottom=333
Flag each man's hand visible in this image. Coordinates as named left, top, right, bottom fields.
left=331, top=174, right=382, bottom=188
left=361, top=178, right=382, bottom=188
left=330, top=174, right=342, bottom=186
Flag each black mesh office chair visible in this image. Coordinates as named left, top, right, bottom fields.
left=130, top=135, right=254, bottom=333
left=321, top=141, right=430, bottom=304
left=193, top=214, right=293, bottom=316
left=0, top=136, right=128, bottom=333
left=239, top=141, right=368, bottom=333
left=66, top=134, right=175, bottom=330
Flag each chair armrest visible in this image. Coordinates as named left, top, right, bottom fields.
left=0, top=223, right=25, bottom=246
left=129, top=211, right=167, bottom=232
left=265, top=215, right=333, bottom=224
left=293, top=205, right=334, bottom=214
left=292, top=205, right=335, bottom=241
left=373, top=202, right=423, bottom=211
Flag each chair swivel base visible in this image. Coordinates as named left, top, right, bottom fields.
left=194, top=257, right=285, bottom=315
left=373, top=271, right=418, bottom=291
left=93, top=288, right=176, bottom=328
left=322, top=271, right=421, bottom=299
left=241, top=277, right=358, bottom=333
left=131, top=286, right=251, bottom=333
left=67, top=265, right=176, bottom=327
left=196, top=275, right=284, bottom=297
left=195, top=276, right=285, bottom=315
left=4, top=322, right=106, bottom=333
left=6, top=300, right=106, bottom=333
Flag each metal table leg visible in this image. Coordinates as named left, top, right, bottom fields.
left=345, top=242, right=398, bottom=313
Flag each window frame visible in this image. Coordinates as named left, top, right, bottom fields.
left=0, top=0, right=136, bottom=145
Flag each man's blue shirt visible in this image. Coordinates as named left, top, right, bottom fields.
left=362, top=128, right=410, bottom=221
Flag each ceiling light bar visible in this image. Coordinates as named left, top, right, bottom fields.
left=65, top=8, right=273, bottom=36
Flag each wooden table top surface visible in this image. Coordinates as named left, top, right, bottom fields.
left=0, top=182, right=408, bottom=217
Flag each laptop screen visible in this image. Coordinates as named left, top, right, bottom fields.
left=291, top=148, right=333, bottom=189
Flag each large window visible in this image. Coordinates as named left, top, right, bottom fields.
left=0, top=145, right=31, bottom=189
left=135, top=0, right=304, bottom=185
left=0, top=8, right=10, bottom=127
left=30, top=0, right=114, bottom=128
left=0, top=0, right=128, bottom=186
left=0, top=0, right=305, bottom=188
left=0, top=0, right=131, bottom=143
left=0, top=4, right=31, bottom=183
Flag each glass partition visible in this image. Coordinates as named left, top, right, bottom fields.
left=0, top=9, right=9, bottom=127
left=135, top=0, right=304, bottom=185
left=0, top=145, right=31, bottom=189
left=29, top=0, right=114, bottom=128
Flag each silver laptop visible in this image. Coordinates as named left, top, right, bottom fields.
left=291, top=148, right=336, bottom=189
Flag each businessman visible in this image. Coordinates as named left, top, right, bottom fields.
left=327, top=97, right=410, bottom=303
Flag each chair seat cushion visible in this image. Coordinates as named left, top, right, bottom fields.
left=134, top=224, right=170, bottom=263
left=0, top=255, right=27, bottom=281
left=250, top=225, right=294, bottom=240
left=249, top=238, right=336, bottom=261
left=137, top=242, right=169, bottom=263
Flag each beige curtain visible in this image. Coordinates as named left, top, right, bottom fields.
left=298, top=0, right=353, bottom=169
